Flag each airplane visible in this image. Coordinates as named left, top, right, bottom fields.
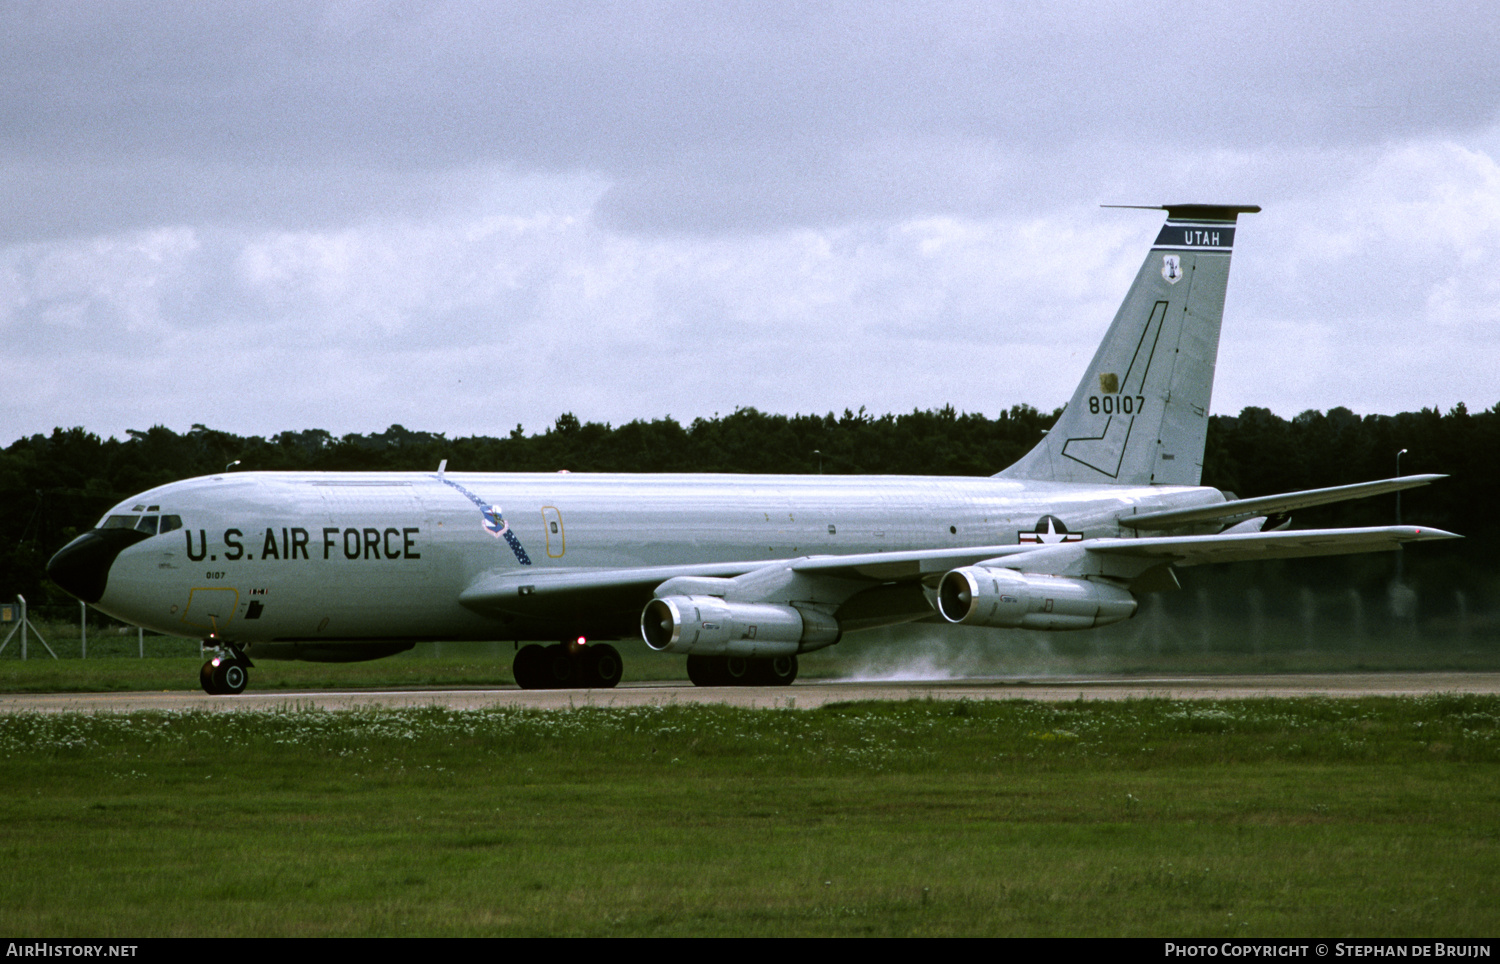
left=45, top=203, right=1458, bottom=695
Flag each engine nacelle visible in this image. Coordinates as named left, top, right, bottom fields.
left=936, top=567, right=1137, bottom=630
left=641, top=595, right=841, bottom=656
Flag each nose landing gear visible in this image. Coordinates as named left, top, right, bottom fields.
left=199, top=641, right=252, bottom=695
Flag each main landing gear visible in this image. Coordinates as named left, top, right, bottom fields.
left=513, top=641, right=623, bottom=690
left=200, top=641, right=252, bottom=695
left=686, top=654, right=798, bottom=687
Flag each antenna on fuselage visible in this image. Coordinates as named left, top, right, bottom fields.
left=437, top=459, right=447, bottom=480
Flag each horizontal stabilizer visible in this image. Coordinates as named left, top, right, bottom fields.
left=1118, top=475, right=1447, bottom=529
left=1102, top=203, right=1262, bottom=221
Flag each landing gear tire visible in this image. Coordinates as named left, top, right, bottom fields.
left=199, top=639, right=252, bottom=696
left=756, top=654, right=798, bottom=686
left=584, top=643, right=623, bottom=689
left=515, top=642, right=626, bottom=689
left=210, top=660, right=248, bottom=695
left=513, top=644, right=547, bottom=690
left=723, top=655, right=753, bottom=685
left=686, top=654, right=725, bottom=687
left=543, top=643, right=575, bottom=688
left=686, top=654, right=799, bottom=687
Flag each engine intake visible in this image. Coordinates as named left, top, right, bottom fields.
left=936, top=566, right=1137, bottom=630
left=641, top=595, right=841, bottom=656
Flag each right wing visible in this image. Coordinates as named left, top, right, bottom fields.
left=455, top=524, right=1460, bottom=634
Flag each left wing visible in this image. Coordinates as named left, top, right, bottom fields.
left=1117, top=475, right=1446, bottom=529
left=1082, top=524, right=1458, bottom=566
left=969, top=525, right=1460, bottom=582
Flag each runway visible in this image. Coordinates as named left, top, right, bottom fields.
left=2, top=672, right=1498, bottom=713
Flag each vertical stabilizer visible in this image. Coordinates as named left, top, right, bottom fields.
left=998, top=204, right=1258, bottom=486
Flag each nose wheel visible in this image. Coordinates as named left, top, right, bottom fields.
left=199, top=641, right=252, bottom=695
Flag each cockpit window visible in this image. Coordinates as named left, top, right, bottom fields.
left=101, top=512, right=180, bottom=535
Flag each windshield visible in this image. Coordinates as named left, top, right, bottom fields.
left=98, top=509, right=182, bottom=536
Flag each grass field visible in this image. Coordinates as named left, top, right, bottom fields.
left=1, top=696, right=1496, bottom=936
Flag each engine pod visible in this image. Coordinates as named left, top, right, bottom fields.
left=937, top=567, right=1137, bottom=630
left=641, top=595, right=839, bottom=656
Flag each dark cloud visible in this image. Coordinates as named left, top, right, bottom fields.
left=3, top=2, right=1497, bottom=236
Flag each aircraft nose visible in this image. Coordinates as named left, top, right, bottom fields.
left=46, top=528, right=151, bottom=604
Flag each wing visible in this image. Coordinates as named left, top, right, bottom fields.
left=1117, top=475, right=1446, bottom=529
left=982, top=525, right=1460, bottom=582
left=796, top=524, right=1459, bottom=589
left=1086, top=524, right=1458, bottom=566
left=457, top=524, right=1460, bottom=636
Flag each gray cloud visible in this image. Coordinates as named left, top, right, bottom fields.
left=1, top=2, right=1497, bottom=444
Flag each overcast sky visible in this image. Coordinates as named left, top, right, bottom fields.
left=2, top=1, right=1497, bottom=447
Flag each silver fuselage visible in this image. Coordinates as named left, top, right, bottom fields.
left=91, top=470, right=1219, bottom=645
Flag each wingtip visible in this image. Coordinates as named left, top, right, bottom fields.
left=1405, top=526, right=1463, bottom=541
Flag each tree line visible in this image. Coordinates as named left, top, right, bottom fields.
left=4, top=402, right=1492, bottom=616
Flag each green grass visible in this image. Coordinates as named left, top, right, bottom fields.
left=1, top=697, right=1496, bottom=936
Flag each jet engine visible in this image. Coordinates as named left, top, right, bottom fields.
left=936, top=566, right=1137, bottom=630
left=641, top=595, right=841, bottom=656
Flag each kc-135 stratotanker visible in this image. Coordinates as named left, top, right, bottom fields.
left=47, top=205, right=1458, bottom=694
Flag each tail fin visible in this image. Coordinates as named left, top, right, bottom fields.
left=998, top=204, right=1259, bottom=486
